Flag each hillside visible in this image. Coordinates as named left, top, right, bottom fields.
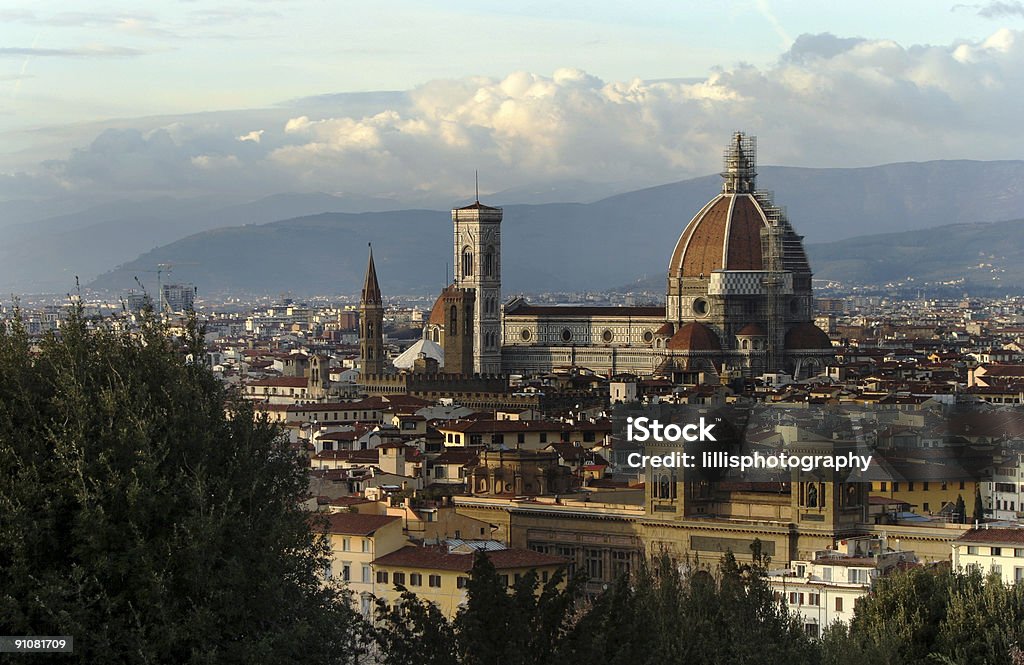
left=82, top=160, right=1024, bottom=297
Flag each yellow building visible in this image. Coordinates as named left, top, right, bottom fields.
left=320, top=512, right=408, bottom=615
left=869, top=477, right=977, bottom=517
left=371, top=545, right=568, bottom=618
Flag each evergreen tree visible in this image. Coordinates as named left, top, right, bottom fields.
left=972, top=485, right=986, bottom=523
left=372, top=589, right=457, bottom=665
left=455, top=550, right=582, bottom=665
left=954, top=494, right=966, bottom=524
left=822, top=566, right=1024, bottom=665
left=456, top=551, right=519, bottom=665
left=558, top=551, right=818, bottom=665
left=0, top=308, right=366, bottom=664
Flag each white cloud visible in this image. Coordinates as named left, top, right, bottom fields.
left=5, top=29, right=1024, bottom=204
left=237, top=129, right=264, bottom=143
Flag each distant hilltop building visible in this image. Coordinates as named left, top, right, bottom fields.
left=365, top=132, right=834, bottom=380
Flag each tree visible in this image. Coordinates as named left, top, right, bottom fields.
left=823, top=566, right=1024, bottom=665
left=972, top=485, right=985, bottom=523
left=372, top=589, right=457, bottom=665
left=954, top=494, right=966, bottom=524
left=0, top=308, right=366, bottom=664
left=558, top=551, right=818, bottom=665
left=455, top=550, right=582, bottom=665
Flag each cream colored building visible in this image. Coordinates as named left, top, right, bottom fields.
left=952, top=528, right=1024, bottom=584
left=413, top=132, right=835, bottom=381
left=768, top=536, right=918, bottom=636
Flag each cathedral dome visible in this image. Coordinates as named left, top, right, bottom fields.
left=666, top=132, right=810, bottom=281
left=667, top=194, right=769, bottom=279
left=667, top=322, right=721, bottom=351
left=785, top=322, right=833, bottom=350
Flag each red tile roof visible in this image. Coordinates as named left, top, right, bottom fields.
left=372, top=545, right=568, bottom=572
left=247, top=376, right=309, bottom=388
left=955, top=528, right=1024, bottom=545
left=667, top=322, right=721, bottom=351
left=316, top=512, right=400, bottom=536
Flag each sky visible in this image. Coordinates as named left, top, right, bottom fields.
left=2, top=0, right=1024, bottom=206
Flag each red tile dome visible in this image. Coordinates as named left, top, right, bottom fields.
left=667, top=322, right=721, bottom=351
left=785, top=322, right=833, bottom=349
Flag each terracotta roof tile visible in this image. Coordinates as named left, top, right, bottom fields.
left=372, top=545, right=567, bottom=572
left=315, top=513, right=400, bottom=536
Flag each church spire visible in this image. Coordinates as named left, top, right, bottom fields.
left=358, top=243, right=385, bottom=377
left=361, top=243, right=382, bottom=306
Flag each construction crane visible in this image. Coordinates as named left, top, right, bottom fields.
left=136, top=261, right=198, bottom=314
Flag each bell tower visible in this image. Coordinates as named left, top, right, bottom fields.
left=358, top=244, right=385, bottom=377
left=452, top=186, right=502, bottom=375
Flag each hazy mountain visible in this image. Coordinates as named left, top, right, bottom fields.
left=33, top=159, right=1024, bottom=296
left=617, top=218, right=1024, bottom=295
left=808, top=218, right=1024, bottom=290
left=0, top=192, right=412, bottom=293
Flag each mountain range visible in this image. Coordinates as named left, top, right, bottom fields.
left=5, top=159, right=1024, bottom=296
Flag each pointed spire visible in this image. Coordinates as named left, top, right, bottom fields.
left=361, top=243, right=382, bottom=305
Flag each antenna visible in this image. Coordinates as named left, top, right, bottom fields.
left=475, top=170, right=479, bottom=203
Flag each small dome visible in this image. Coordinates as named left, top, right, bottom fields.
left=667, top=322, right=721, bottom=351
left=736, top=323, right=766, bottom=337
left=785, top=322, right=832, bottom=350
left=394, top=338, right=444, bottom=369
left=427, top=293, right=447, bottom=326
left=654, top=322, right=674, bottom=337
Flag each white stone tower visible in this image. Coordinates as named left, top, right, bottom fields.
left=452, top=193, right=502, bottom=375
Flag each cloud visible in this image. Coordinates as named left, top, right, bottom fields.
left=976, top=1, right=1024, bottom=18
left=782, top=33, right=867, bottom=63
left=6, top=29, right=1024, bottom=204
left=237, top=130, right=264, bottom=143
left=0, top=46, right=148, bottom=58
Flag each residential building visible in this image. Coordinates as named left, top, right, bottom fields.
left=371, top=543, right=567, bottom=618
left=952, top=528, right=1024, bottom=585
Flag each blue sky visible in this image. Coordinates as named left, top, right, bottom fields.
left=2, top=1, right=1023, bottom=204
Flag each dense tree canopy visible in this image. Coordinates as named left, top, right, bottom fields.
left=0, top=309, right=364, bottom=664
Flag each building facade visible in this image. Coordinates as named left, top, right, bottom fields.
left=414, top=132, right=834, bottom=381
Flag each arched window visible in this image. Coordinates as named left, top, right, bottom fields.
left=462, top=247, right=474, bottom=277
left=483, top=246, right=495, bottom=277
left=742, top=339, right=749, bottom=350
left=449, top=305, right=458, bottom=334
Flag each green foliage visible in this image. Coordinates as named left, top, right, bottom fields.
left=822, top=566, right=1024, bottom=665
left=0, top=308, right=365, bottom=664
left=454, top=550, right=583, bottom=665
left=372, top=589, right=457, bottom=665
left=973, top=485, right=986, bottom=523
left=557, top=550, right=818, bottom=665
